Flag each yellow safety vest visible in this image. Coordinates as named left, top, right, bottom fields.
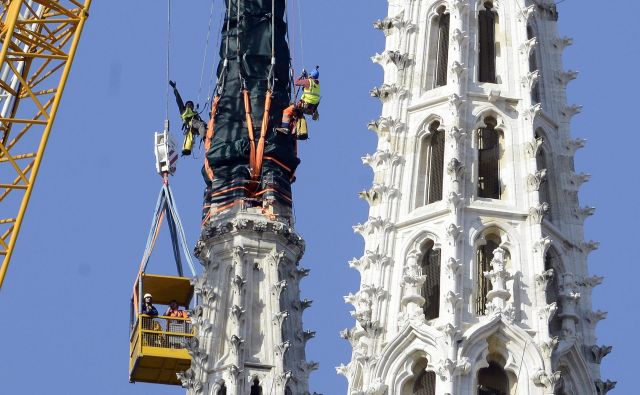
left=301, top=80, right=320, bottom=105
left=181, top=107, right=197, bottom=123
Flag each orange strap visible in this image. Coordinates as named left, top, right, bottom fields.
left=203, top=96, right=221, bottom=182
left=254, top=90, right=273, bottom=181
left=242, top=89, right=257, bottom=176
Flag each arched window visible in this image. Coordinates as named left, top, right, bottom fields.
left=250, top=379, right=262, bottom=395
left=545, top=247, right=563, bottom=337
left=527, top=25, right=541, bottom=104
left=421, top=243, right=441, bottom=320
left=535, top=130, right=552, bottom=222
left=217, top=383, right=227, bottom=395
left=477, top=117, right=501, bottom=199
left=478, top=2, right=497, bottom=83
left=477, top=361, right=509, bottom=395
left=413, top=370, right=437, bottom=395
left=434, top=7, right=450, bottom=88
left=416, top=121, right=445, bottom=207
left=475, top=239, right=499, bottom=315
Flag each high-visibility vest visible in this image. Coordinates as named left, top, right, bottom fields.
left=181, top=107, right=197, bottom=123
left=301, top=80, right=320, bottom=105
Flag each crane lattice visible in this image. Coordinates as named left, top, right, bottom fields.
left=0, top=0, right=91, bottom=289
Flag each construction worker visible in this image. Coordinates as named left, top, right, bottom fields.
left=165, top=299, right=189, bottom=319
left=275, top=104, right=297, bottom=134
left=169, top=80, right=207, bottom=156
left=295, top=66, right=320, bottom=121
left=142, top=293, right=158, bottom=317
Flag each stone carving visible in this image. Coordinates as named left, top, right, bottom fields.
left=534, top=370, right=562, bottom=390
left=301, top=361, right=320, bottom=375
left=565, top=171, right=591, bottom=190
left=563, top=104, right=583, bottom=118
left=230, top=335, right=244, bottom=354
left=447, top=192, right=463, bottom=212
left=558, top=70, right=579, bottom=86
left=372, top=11, right=414, bottom=35
left=446, top=224, right=463, bottom=245
left=185, top=337, right=208, bottom=365
left=362, top=149, right=403, bottom=169
left=533, top=236, right=551, bottom=255
left=594, top=379, right=617, bottom=395
left=586, top=310, right=607, bottom=325
left=540, top=337, right=560, bottom=358
left=527, top=169, right=547, bottom=192
left=522, top=70, right=540, bottom=89
left=199, top=215, right=304, bottom=250
left=484, top=248, right=513, bottom=313
left=525, top=103, right=542, bottom=120
left=446, top=257, right=462, bottom=276
left=232, top=274, right=246, bottom=290
left=367, top=117, right=402, bottom=135
left=519, top=36, right=538, bottom=56
left=301, top=299, right=313, bottom=310
left=371, top=50, right=411, bottom=69
left=445, top=291, right=461, bottom=314
left=449, top=0, right=467, bottom=12
left=450, top=61, right=467, bottom=81
left=565, top=138, right=587, bottom=156
left=177, top=368, right=204, bottom=393
left=581, top=240, right=600, bottom=254
left=448, top=93, right=463, bottom=112
left=575, top=206, right=596, bottom=222
left=272, top=280, right=287, bottom=298
left=363, top=378, right=387, bottom=395
left=370, top=84, right=402, bottom=102
left=535, top=268, right=554, bottom=289
left=302, top=329, right=316, bottom=344
left=580, top=275, right=604, bottom=289
left=440, top=323, right=460, bottom=345
left=528, top=202, right=549, bottom=224
left=230, top=305, right=245, bottom=321
left=296, top=267, right=311, bottom=278
left=275, top=340, right=291, bottom=356
left=448, top=126, right=467, bottom=143
left=192, top=275, right=216, bottom=308
left=591, top=345, right=612, bottom=364
left=554, top=36, right=573, bottom=50
left=447, top=158, right=465, bottom=182
left=538, top=303, right=558, bottom=324
left=273, top=311, right=289, bottom=328
left=275, top=371, right=292, bottom=387
left=353, top=216, right=394, bottom=236
left=452, top=28, right=468, bottom=48
left=518, top=4, right=536, bottom=21
left=435, top=358, right=470, bottom=381
left=525, top=136, right=544, bottom=158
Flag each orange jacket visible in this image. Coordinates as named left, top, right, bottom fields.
left=166, top=309, right=188, bottom=319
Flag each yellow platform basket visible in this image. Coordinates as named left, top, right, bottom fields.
left=129, top=274, right=194, bottom=385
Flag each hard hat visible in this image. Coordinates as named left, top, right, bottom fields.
left=144, top=293, right=152, bottom=299
left=309, top=68, right=319, bottom=80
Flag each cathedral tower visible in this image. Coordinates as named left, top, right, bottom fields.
left=339, top=1, right=614, bottom=394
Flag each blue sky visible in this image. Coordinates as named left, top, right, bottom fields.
left=0, top=0, right=638, bottom=394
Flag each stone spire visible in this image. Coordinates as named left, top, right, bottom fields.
left=182, top=208, right=316, bottom=395
left=339, top=1, right=612, bottom=394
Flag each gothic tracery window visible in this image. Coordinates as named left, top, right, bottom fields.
left=478, top=2, right=497, bottom=83
left=421, top=242, right=441, bottom=320
left=416, top=121, right=445, bottom=207
left=477, top=361, right=509, bottom=395
left=434, top=7, right=450, bottom=88
left=546, top=247, right=563, bottom=337
left=477, top=117, right=501, bottom=199
left=412, top=370, right=437, bottom=395
left=250, top=379, right=262, bottom=395
left=475, top=239, right=498, bottom=315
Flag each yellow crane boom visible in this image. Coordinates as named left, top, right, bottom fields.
left=0, top=0, right=91, bottom=290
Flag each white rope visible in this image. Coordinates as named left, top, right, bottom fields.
left=165, top=0, right=172, bottom=124
left=197, top=0, right=217, bottom=105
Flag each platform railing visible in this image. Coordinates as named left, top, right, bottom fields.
left=135, top=314, right=194, bottom=350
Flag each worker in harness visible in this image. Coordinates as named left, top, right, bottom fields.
left=275, top=104, right=306, bottom=139
left=169, top=80, right=207, bottom=156
left=295, top=66, right=320, bottom=122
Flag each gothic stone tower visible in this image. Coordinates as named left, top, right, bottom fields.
left=183, top=208, right=316, bottom=395
left=338, top=1, right=614, bottom=394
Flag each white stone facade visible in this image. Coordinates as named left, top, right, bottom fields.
left=339, top=1, right=613, bottom=394
left=183, top=209, right=315, bottom=395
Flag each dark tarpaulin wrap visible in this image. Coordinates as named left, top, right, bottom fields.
left=204, top=0, right=299, bottom=208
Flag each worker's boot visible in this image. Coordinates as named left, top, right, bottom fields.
left=312, top=110, right=319, bottom=121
